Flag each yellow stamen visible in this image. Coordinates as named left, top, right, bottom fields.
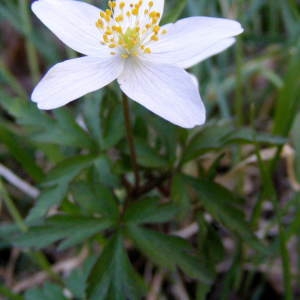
left=95, top=0, right=166, bottom=58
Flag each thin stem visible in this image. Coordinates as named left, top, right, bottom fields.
left=19, top=0, right=40, bottom=84
left=122, top=93, right=140, bottom=190
left=0, top=179, right=27, bottom=233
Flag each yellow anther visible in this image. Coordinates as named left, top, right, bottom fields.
left=105, top=28, right=113, bottom=35
left=153, top=25, right=160, bottom=33
left=96, top=0, right=167, bottom=58
left=112, top=25, right=122, bottom=33
left=96, top=20, right=104, bottom=29
left=115, top=15, right=124, bottom=22
left=149, top=11, right=157, bottom=19
left=132, top=8, right=139, bottom=15
left=151, top=34, right=159, bottom=41
left=105, top=9, right=112, bottom=16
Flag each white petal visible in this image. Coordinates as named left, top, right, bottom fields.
left=188, top=73, right=199, bottom=89
left=118, top=59, right=205, bottom=128
left=146, top=17, right=243, bottom=68
left=31, top=0, right=110, bottom=57
left=179, top=38, right=236, bottom=68
left=32, top=56, right=124, bottom=109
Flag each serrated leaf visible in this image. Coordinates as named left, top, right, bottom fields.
left=33, top=108, right=95, bottom=149
left=70, top=181, right=119, bottom=219
left=124, top=197, right=178, bottom=224
left=222, top=128, right=286, bottom=145
left=26, top=183, right=68, bottom=222
left=0, top=123, right=44, bottom=181
left=25, top=282, right=67, bottom=300
left=148, top=116, right=178, bottom=164
left=184, top=176, right=267, bottom=253
left=54, top=109, right=95, bottom=148
left=93, top=155, right=120, bottom=188
left=102, top=104, right=124, bottom=149
left=64, top=255, right=97, bottom=299
left=15, top=216, right=112, bottom=249
left=87, top=232, right=145, bottom=300
left=171, top=174, right=191, bottom=218
left=43, top=154, right=98, bottom=187
left=135, top=139, right=168, bottom=168
left=126, top=225, right=213, bottom=283
left=82, top=94, right=104, bottom=147
left=183, top=122, right=233, bottom=162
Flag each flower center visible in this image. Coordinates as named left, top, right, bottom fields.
left=95, top=0, right=167, bottom=58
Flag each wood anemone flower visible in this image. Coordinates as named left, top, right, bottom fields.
left=31, top=0, right=243, bottom=128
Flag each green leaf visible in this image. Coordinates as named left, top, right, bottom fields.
left=82, top=94, right=104, bottom=147
left=183, top=121, right=233, bottom=162
left=64, top=255, right=98, bottom=299
left=25, top=282, right=67, bottom=300
left=0, top=93, right=95, bottom=149
left=135, top=138, right=168, bottom=168
left=124, top=197, right=178, bottom=224
left=71, top=181, right=119, bottom=220
left=33, top=108, right=95, bottom=149
left=87, top=232, right=146, bottom=300
left=42, top=154, right=98, bottom=187
left=126, top=225, right=213, bottom=283
left=291, top=112, right=300, bottom=181
left=26, top=183, right=68, bottom=222
left=171, top=174, right=191, bottom=218
left=15, top=215, right=113, bottom=249
left=183, top=122, right=286, bottom=163
left=273, top=45, right=300, bottom=136
left=0, top=123, right=44, bottom=181
left=0, top=283, right=24, bottom=300
left=222, top=128, right=287, bottom=145
left=197, top=214, right=225, bottom=266
left=163, top=0, right=187, bottom=23
left=93, top=155, right=120, bottom=188
left=184, top=176, right=267, bottom=253
left=102, top=104, right=124, bottom=149
left=148, top=116, right=178, bottom=164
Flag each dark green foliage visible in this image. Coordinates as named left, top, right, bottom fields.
left=1, top=0, right=299, bottom=299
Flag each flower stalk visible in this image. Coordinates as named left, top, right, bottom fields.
left=122, top=93, right=140, bottom=190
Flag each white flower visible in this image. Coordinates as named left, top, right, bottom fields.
left=31, top=0, right=243, bottom=128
